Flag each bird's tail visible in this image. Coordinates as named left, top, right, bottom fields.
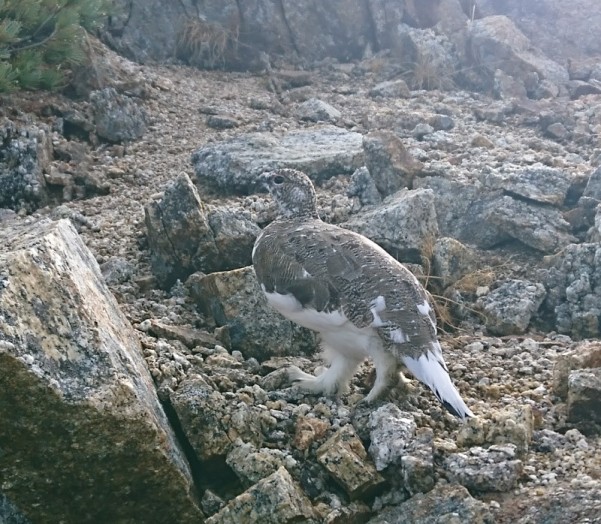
left=401, top=341, right=474, bottom=420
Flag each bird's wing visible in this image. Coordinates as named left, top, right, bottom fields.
left=254, top=220, right=436, bottom=342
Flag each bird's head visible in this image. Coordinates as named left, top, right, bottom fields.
left=259, top=168, right=319, bottom=219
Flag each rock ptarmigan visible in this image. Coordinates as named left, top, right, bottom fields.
left=252, top=168, right=473, bottom=419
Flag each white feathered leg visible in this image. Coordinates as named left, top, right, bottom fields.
left=288, top=345, right=361, bottom=396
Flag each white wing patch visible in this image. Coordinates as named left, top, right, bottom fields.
left=263, top=289, right=347, bottom=331
left=390, top=328, right=409, bottom=344
left=369, top=295, right=387, bottom=327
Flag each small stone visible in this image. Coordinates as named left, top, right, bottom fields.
left=206, top=114, right=240, bottom=129
left=293, top=416, right=330, bottom=451
left=367, top=482, right=493, bottom=523
left=296, top=98, right=341, bottom=122
left=317, top=425, right=385, bottom=499
left=476, top=279, right=546, bottom=335
left=368, top=403, right=416, bottom=471
left=545, top=122, right=568, bottom=139
left=445, top=444, right=523, bottom=492
left=205, top=467, right=315, bottom=524
left=369, top=79, right=411, bottom=98
left=567, top=367, right=601, bottom=424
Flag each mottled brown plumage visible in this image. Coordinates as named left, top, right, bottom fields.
left=252, top=168, right=473, bottom=419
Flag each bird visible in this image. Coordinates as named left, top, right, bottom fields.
left=252, top=168, right=474, bottom=420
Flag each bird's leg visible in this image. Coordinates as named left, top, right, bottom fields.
left=288, top=349, right=361, bottom=396
left=363, top=348, right=400, bottom=403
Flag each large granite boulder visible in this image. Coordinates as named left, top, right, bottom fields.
left=0, top=219, right=203, bottom=523
left=192, top=126, right=364, bottom=195
left=467, top=15, right=569, bottom=95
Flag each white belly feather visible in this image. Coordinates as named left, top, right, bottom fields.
left=263, top=287, right=380, bottom=361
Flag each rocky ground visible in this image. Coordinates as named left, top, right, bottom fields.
left=2, top=52, right=601, bottom=522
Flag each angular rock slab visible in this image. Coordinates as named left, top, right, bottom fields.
left=191, top=125, right=364, bottom=195
left=0, top=118, right=52, bottom=213
left=316, top=425, right=385, bottom=499
left=545, top=243, right=601, bottom=338
left=482, top=165, right=572, bottom=206
left=366, top=482, right=493, bottom=523
left=476, top=279, right=546, bottom=335
left=0, top=219, right=202, bottom=523
left=468, top=15, right=568, bottom=89
left=145, top=172, right=259, bottom=288
left=205, top=467, right=314, bottom=524
left=553, top=341, right=601, bottom=399
left=567, top=367, right=601, bottom=425
left=444, top=444, right=523, bottom=492
left=188, top=266, right=316, bottom=359
left=344, top=188, right=439, bottom=263
left=485, top=195, right=576, bottom=253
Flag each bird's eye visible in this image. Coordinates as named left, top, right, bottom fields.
left=273, top=175, right=285, bottom=185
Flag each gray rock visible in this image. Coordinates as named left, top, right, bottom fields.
left=395, top=25, right=457, bottom=91
left=532, top=429, right=567, bottom=453
left=192, top=126, right=364, bottom=195
left=170, top=376, right=235, bottom=460
left=428, top=114, right=455, bottom=131
left=553, top=341, right=601, bottom=399
left=445, top=444, right=523, bottom=492
left=368, top=404, right=416, bottom=471
left=201, top=489, right=226, bottom=517
left=477, top=0, right=601, bottom=64
left=476, top=279, right=546, bottom=335
left=0, top=219, right=202, bottom=523
left=90, top=87, right=147, bottom=142
left=432, top=237, right=478, bottom=289
left=367, top=0, right=405, bottom=52
left=485, top=195, right=576, bottom=253
left=188, top=266, right=316, bottom=359
left=145, top=172, right=220, bottom=288
left=567, top=368, right=601, bottom=424
left=344, top=188, right=439, bottom=263
left=347, top=166, right=382, bottom=206
left=456, top=405, right=534, bottom=455
left=467, top=16, right=568, bottom=92
left=494, top=69, right=527, bottom=100
left=582, top=165, right=601, bottom=201
left=100, top=256, right=135, bottom=285
left=205, top=467, right=315, bottom=524
left=545, top=243, right=601, bottom=338
left=317, top=425, right=385, bottom=499
left=568, top=80, right=601, bottom=99
left=482, top=165, right=572, bottom=206
left=412, top=123, right=434, bottom=139
left=369, top=79, right=411, bottom=99
left=206, top=114, right=241, bottom=129
left=367, top=482, right=494, bottom=524
left=69, top=35, right=147, bottom=98
left=226, top=440, right=288, bottom=486
left=0, top=118, right=52, bottom=212
left=171, top=376, right=264, bottom=461
left=545, top=121, right=568, bottom=139
left=296, top=98, right=341, bottom=122
left=401, top=428, right=436, bottom=496
left=362, top=131, right=423, bottom=198
left=413, top=176, right=508, bottom=249
left=207, top=207, right=261, bottom=271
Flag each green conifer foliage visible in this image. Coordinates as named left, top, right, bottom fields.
left=0, top=0, right=110, bottom=92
